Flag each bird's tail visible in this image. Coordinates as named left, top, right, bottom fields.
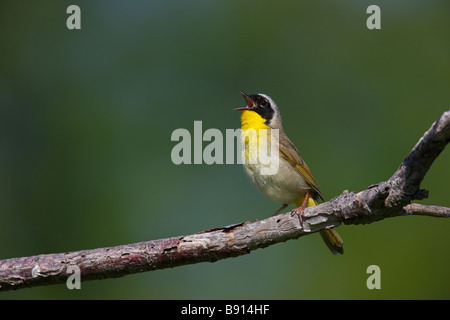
left=296, top=196, right=344, bottom=255
left=319, top=229, right=344, bottom=255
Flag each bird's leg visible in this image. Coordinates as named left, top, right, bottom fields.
left=290, top=192, right=310, bottom=227
left=271, top=203, right=288, bottom=217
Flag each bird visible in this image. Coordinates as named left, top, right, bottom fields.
left=234, top=91, right=343, bottom=255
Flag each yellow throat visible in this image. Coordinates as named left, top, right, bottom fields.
left=240, top=110, right=269, bottom=131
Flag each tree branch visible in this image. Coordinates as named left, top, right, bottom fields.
left=1, top=110, right=449, bottom=292
left=401, top=203, right=450, bottom=218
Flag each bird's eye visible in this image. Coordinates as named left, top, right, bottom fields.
left=260, top=98, right=269, bottom=108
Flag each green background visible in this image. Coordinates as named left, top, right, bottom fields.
left=1, top=0, right=449, bottom=299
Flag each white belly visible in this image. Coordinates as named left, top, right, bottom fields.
left=241, top=130, right=308, bottom=204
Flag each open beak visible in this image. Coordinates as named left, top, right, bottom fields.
left=234, top=91, right=256, bottom=111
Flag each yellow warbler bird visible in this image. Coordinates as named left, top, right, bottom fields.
left=234, top=91, right=343, bottom=255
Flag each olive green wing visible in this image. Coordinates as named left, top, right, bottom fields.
left=278, top=135, right=324, bottom=201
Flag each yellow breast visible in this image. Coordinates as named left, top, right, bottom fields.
left=240, top=110, right=270, bottom=163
